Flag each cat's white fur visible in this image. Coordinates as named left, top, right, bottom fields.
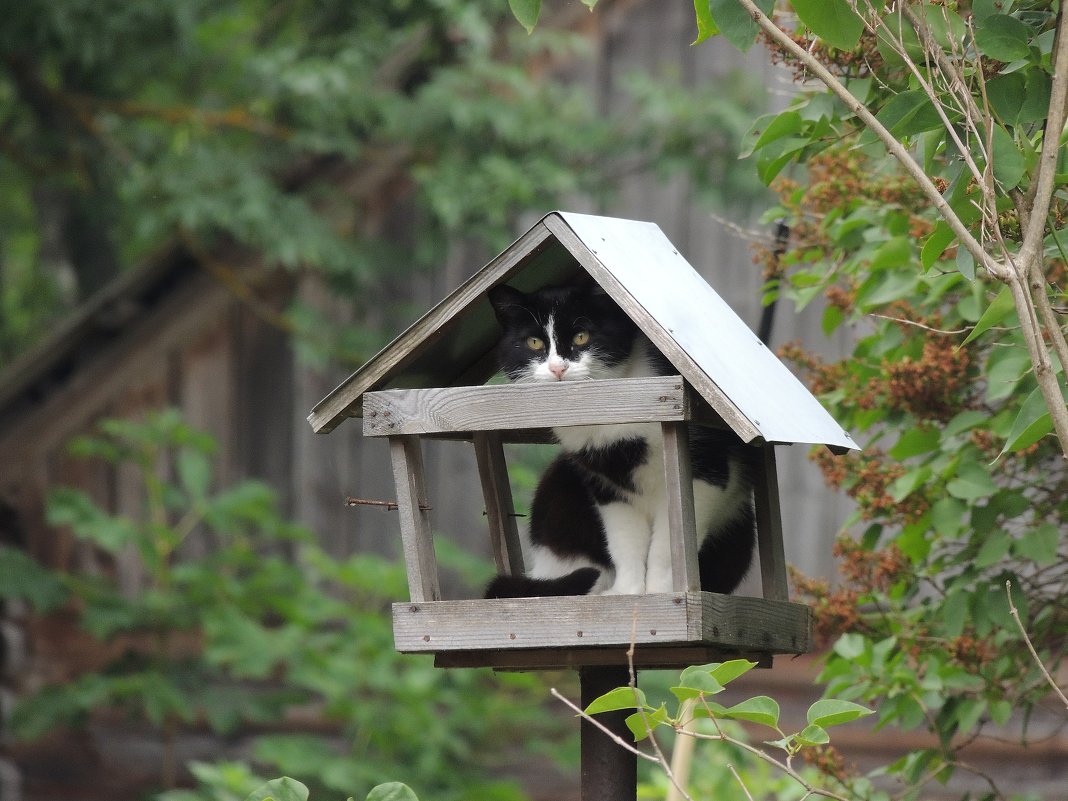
left=521, top=316, right=749, bottom=595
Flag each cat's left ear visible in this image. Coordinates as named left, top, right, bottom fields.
left=487, top=284, right=528, bottom=323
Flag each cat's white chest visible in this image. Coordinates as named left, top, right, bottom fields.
left=553, top=422, right=659, bottom=454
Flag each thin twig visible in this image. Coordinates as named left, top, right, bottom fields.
left=727, top=763, right=757, bottom=801
left=866, top=313, right=971, bottom=335
left=549, top=688, right=657, bottom=762
left=1005, top=580, right=1068, bottom=711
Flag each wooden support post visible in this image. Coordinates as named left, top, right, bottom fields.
left=389, top=435, right=441, bottom=603
left=753, top=443, right=788, bottom=602
left=472, top=432, right=525, bottom=576
left=661, top=421, right=700, bottom=593
left=580, top=665, right=637, bottom=801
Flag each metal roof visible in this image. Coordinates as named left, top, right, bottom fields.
left=308, top=211, right=856, bottom=451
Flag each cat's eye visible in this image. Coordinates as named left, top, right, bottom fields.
left=573, top=331, right=590, bottom=346
left=526, top=336, right=545, bottom=350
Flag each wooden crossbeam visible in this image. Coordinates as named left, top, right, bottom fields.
left=363, top=375, right=689, bottom=437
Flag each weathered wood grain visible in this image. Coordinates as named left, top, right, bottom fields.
left=392, top=592, right=810, bottom=656
left=363, top=375, right=689, bottom=437
left=661, top=421, right=700, bottom=593
left=389, top=435, right=440, bottom=603
left=472, top=432, right=524, bottom=576
left=754, top=444, right=789, bottom=602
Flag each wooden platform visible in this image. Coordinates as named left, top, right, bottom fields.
left=393, top=592, right=811, bottom=670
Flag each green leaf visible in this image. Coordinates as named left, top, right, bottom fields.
left=625, top=704, right=670, bottom=741
left=940, top=590, right=969, bottom=637
left=671, top=672, right=725, bottom=701
left=888, top=467, right=931, bottom=502
left=1014, top=523, right=1060, bottom=565
left=974, top=531, right=1011, bottom=568
left=1019, top=68, right=1052, bottom=123
left=585, top=687, right=648, bottom=715
left=718, top=696, right=781, bottom=728
left=821, top=304, right=845, bottom=336
left=922, top=5, right=966, bottom=50
left=740, top=110, right=802, bottom=158
left=971, top=0, right=1001, bottom=23
left=708, top=659, right=758, bottom=685
left=990, top=123, right=1027, bottom=189
left=1001, top=386, right=1055, bottom=454
left=796, top=723, right=831, bottom=746
left=807, top=699, right=875, bottom=728
left=245, top=778, right=310, bottom=801
left=974, top=14, right=1032, bottom=63
left=0, top=545, right=67, bottom=611
left=672, top=659, right=756, bottom=701
left=988, top=349, right=1029, bottom=405
left=366, top=783, right=419, bottom=801
left=46, top=488, right=140, bottom=553
left=946, top=461, right=997, bottom=500
left=889, top=427, right=940, bottom=460
left=755, top=136, right=810, bottom=184
left=956, top=246, right=976, bottom=281
left=869, top=90, right=943, bottom=141
left=791, top=0, right=864, bottom=50
left=509, top=0, right=541, bottom=34
left=693, top=0, right=719, bottom=45
left=986, top=72, right=1026, bottom=124
left=942, top=410, right=988, bottom=439
left=921, top=223, right=956, bottom=270
left=962, top=285, right=1015, bottom=345
left=709, top=0, right=773, bottom=52
left=869, top=235, right=913, bottom=273
left=178, top=449, right=212, bottom=501
left=855, top=264, right=917, bottom=311
left=989, top=699, right=1013, bottom=725
left=931, top=495, right=974, bottom=540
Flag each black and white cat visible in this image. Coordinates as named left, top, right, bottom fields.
left=483, top=282, right=757, bottom=599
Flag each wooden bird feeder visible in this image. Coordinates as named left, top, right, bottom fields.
left=308, top=211, right=856, bottom=675
left=310, top=212, right=857, bottom=799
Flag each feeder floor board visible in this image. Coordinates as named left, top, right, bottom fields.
left=393, top=592, right=810, bottom=671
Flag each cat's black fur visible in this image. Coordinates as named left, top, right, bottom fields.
left=483, top=282, right=757, bottom=599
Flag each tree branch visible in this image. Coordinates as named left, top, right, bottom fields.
left=738, top=0, right=1068, bottom=458
left=735, top=0, right=997, bottom=278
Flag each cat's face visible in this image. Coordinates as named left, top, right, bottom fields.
left=488, top=283, right=639, bottom=383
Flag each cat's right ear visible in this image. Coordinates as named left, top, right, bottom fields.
left=487, top=284, right=528, bottom=323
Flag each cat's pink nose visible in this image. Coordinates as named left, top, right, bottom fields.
left=549, top=362, right=568, bottom=379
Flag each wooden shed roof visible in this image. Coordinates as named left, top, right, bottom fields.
left=308, top=211, right=856, bottom=451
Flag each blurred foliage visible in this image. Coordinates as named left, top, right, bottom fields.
left=0, top=0, right=767, bottom=370
left=10, top=411, right=569, bottom=801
